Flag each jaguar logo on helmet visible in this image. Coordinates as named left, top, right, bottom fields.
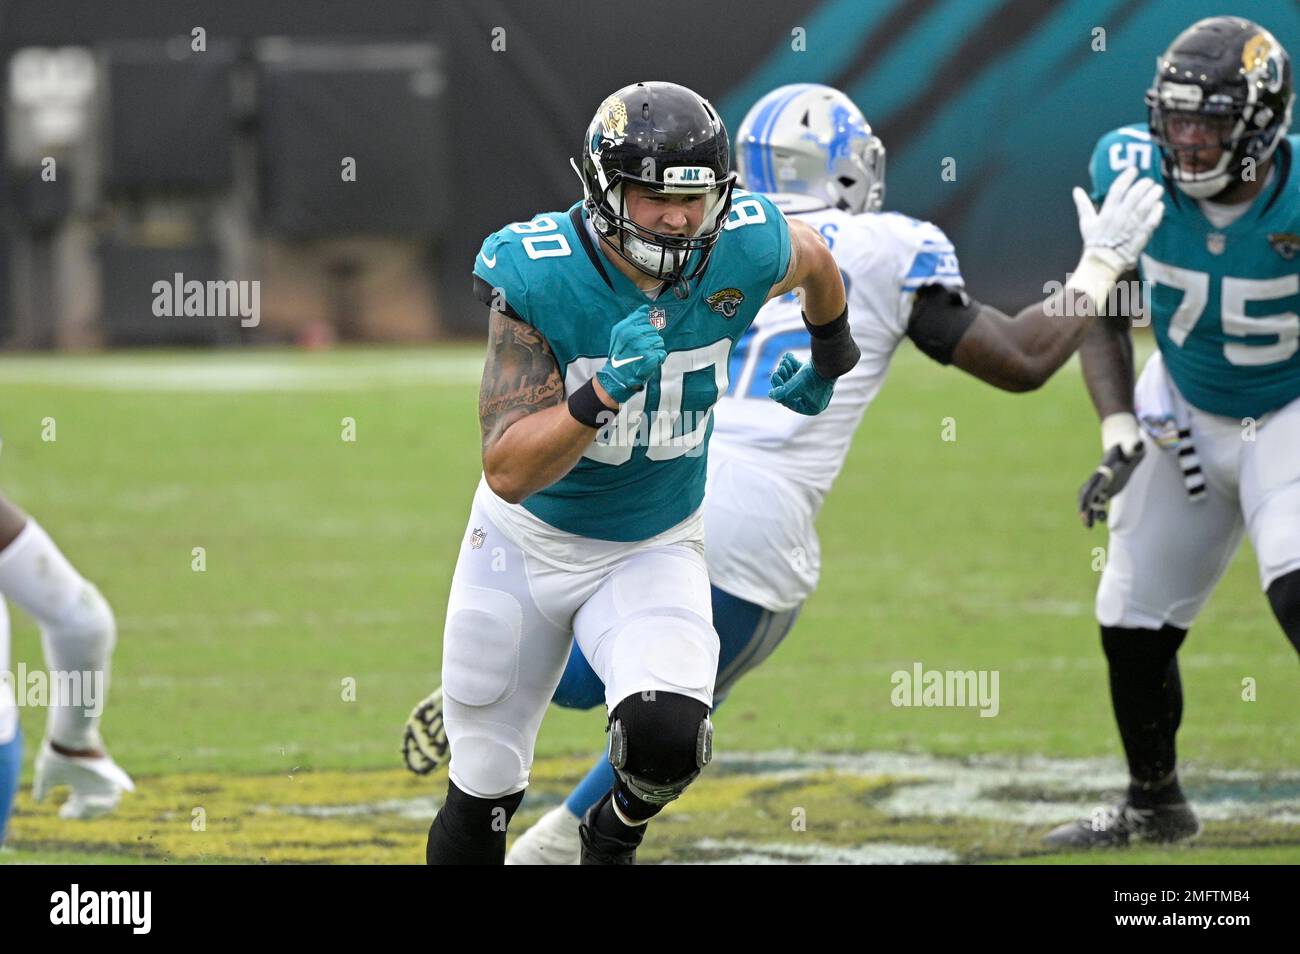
left=1244, top=33, right=1286, bottom=94
left=598, top=95, right=628, bottom=143
left=706, top=288, right=745, bottom=318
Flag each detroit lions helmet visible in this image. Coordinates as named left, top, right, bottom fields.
left=575, top=81, right=737, bottom=288
left=1146, top=16, right=1294, bottom=199
left=736, top=83, right=885, bottom=214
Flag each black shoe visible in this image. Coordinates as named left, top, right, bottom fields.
left=1043, top=799, right=1201, bottom=849
left=578, top=794, right=643, bottom=865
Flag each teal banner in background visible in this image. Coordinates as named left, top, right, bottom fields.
left=718, top=0, right=1300, bottom=309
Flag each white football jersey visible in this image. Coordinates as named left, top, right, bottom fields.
left=704, top=193, right=965, bottom=611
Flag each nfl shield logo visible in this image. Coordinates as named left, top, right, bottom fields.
left=469, top=527, right=486, bottom=550
left=1206, top=233, right=1226, bottom=255
left=649, top=307, right=667, bottom=330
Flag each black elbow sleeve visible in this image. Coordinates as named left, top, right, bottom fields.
left=906, top=283, right=979, bottom=366
left=803, top=307, right=861, bottom=379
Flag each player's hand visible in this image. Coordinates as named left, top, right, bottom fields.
left=1078, top=415, right=1146, bottom=528
left=595, top=304, right=667, bottom=404
left=768, top=352, right=835, bottom=415
left=1073, top=165, right=1165, bottom=275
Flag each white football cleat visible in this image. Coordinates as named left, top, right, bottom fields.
left=32, top=740, right=135, bottom=820
left=505, top=804, right=582, bottom=865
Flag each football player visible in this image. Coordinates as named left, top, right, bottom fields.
left=409, top=83, right=1167, bottom=863
left=1047, top=16, right=1298, bottom=849
left=424, top=81, right=861, bottom=865
left=0, top=490, right=133, bottom=845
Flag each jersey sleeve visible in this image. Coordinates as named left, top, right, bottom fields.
left=1088, top=123, right=1158, bottom=204
left=888, top=216, right=966, bottom=338
left=898, top=220, right=964, bottom=295
left=471, top=226, right=532, bottom=324
left=728, top=190, right=791, bottom=291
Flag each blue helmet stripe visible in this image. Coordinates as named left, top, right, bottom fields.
left=743, top=84, right=812, bottom=193
left=743, top=90, right=785, bottom=192
left=757, top=84, right=812, bottom=193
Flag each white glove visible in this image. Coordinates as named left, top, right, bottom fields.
left=1066, top=166, right=1165, bottom=313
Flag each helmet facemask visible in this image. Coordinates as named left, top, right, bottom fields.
left=579, top=158, right=735, bottom=287
left=825, top=132, right=886, bottom=214
left=1147, top=86, right=1258, bottom=198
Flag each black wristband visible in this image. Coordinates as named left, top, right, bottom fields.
left=567, top=377, right=614, bottom=429
left=802, top=306, right=861, bottom=379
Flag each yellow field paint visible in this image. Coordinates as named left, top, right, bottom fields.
left=5, top=752, right=1297, bottom=864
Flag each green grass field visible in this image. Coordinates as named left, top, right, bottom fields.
left=0, top=342, right=1295, bottom=864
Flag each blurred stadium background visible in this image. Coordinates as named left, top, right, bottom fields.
left=0, top=0, right=1296, bottom=864
left=1, top=0, right=1297, bottom=348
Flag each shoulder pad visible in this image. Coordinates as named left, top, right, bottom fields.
left=723, top=190, right=792, bottom=289
left=471, top=212, right=572, bottom=323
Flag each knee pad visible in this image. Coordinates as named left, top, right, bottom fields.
left=43, top=581, right=115, bottom=643
left=441, top=585, right=521, bottom=708
left=1267, top=569, right=1300, bottom=653
left=607, top=691, right=711, bottom=806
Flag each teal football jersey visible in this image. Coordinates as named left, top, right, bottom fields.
left=471, top=192, right=791, bottom=541
left=1089, top=125, right=1300, bottom=419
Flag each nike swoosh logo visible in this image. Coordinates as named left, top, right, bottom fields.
left=480, top=251, right=497, bottom=268
left=609, top=355, right=643, bottom=369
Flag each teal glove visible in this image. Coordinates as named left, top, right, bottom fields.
left=595, top=304, right=667, bottom=404
left=768, top=352, right=835, bottom=415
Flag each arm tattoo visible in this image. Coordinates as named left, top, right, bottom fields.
left=478, top=309, right=564, bottom=452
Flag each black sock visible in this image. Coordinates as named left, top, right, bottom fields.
left=425, top=781, right=523, bottom=865
left=1267, top=569, right=1300, bottom=656
left=592, top=780, right=653, bottom=845
left=1100, top=624, right=1188, bottom=807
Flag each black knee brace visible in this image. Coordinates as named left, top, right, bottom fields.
left=1267, top=569, right=1300, bottom=655
left=1100, top=624, right=1188, bottom=800
left=425, top=780, right=524, bottom=865
left=607, top=691, right=711, bottom=814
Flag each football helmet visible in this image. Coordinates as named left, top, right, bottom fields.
left=1146, top=16, right=1294, bottom=199
left=575, top=81, right=736, bottom=290
left=736, top=83, right=885, bottom=214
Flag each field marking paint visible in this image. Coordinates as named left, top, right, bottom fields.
left=7, top=750, right=1294, bottom=865
left=0, top=353, right=483, bottom=391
